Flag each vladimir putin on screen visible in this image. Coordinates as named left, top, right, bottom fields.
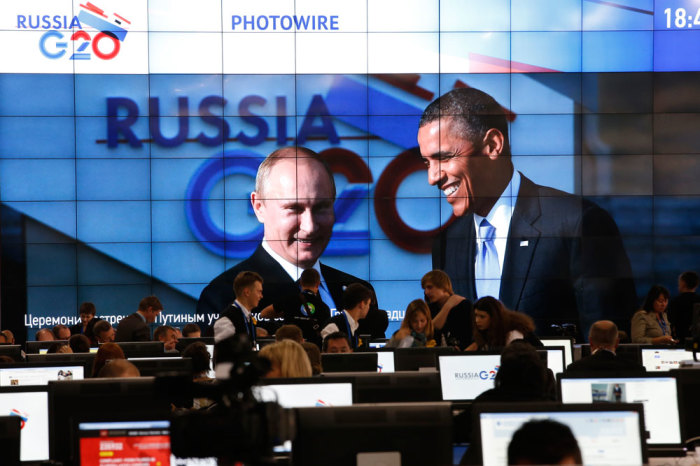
left=197, top=146, right=384, bottom=335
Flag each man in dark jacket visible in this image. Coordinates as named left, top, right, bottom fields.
left=668, top=271, right=700, bottom=341
left=115, top=296, right=163, bottom=342
left=566, top=320, right=645, bottom=373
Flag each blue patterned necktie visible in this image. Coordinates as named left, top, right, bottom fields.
left=476, top=218, right=500, bottom=299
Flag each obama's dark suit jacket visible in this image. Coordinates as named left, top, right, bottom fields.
left=433, top=174, right=637, bottom=337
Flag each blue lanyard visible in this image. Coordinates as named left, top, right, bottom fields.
left=234, top=302, right=256, bottom=344
left=341, top=311, right=357, bottom=348
left=657, top=315, right=668, bottom=336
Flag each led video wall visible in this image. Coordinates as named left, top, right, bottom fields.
left=1, top=0, right=699, bottom=338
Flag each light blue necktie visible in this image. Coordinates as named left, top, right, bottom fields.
left=476, top=218, right=500, bottom=299
left=318, top=277, right=336, bottom=311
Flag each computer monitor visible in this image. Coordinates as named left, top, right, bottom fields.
left=127, top=357, right=193, bottom=377
left=179, top=343, right=215, bottom=378
left=0, top=362, right=85, bottom=386
left=375, top=351, right=395, bottom=373
left=357, top=347, right=395, bottom=372
left=579, top=343, right=644, bottom=365
left=175, top=337, right=215, bottom=353
left=293, top=402, right=453, bottom=466
left=641, top=347, right=695, bottom=371
left=474, top=402, right=647, bottom=466
left=671, top=368, right=700, bottom=440
left=111, top=341, right=167, bottom=358
left=26, top=353, right=95, bottom=375
left=692, top=303, right=700, bottom=338
left=0, top=345, right=23, bottom=362
left=393, top=346, right=458, bottom=371
left=559, top=374, right=682, bottom=447
left=254, top=378, right=354, bottom=407
left=38, top=346, right=99, bottom=354
left=540, top=337, right=575, bottom=367
left=205, top=344, right=215, bottom=378
left=0, top=416, right=21, bottom=466
left=256, top=338, right=276, bottom=350
left=0, top=386, right=50, bottom=462
left=321, top=353, right=378, bottom=373
left=49, top=377, right=171, bottom=464
left=538, top=346, right=565, bottom=377
left=438, top=353, right=502, bottom=401
left=321, top=371, right=442, bottom=403
left=25, top=340, right=69, bottom=354
left=76, top=419, right=218, bottom=466
left=369, top=339, right=387, bottom=349
left=38, top=347, right=98, bottom=355
left=78, top=420, right=171, bottom=465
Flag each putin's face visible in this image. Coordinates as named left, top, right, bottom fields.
left=252, top=158, right=335, bottom=269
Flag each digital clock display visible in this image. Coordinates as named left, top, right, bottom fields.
left=662, top=6, right=700, bottom=28
left=655, top=0, right=700, bottom=28
left=654, top=0, right=700, bottom=70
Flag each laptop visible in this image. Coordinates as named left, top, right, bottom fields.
left=640, top=347, right=695, bottom=371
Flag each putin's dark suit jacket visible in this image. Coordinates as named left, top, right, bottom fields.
left=433, top=174, right=637, bottom=338
left=197, top=245, right=386, bottom=337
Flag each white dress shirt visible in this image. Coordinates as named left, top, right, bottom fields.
left=261, top=239, right=336, bottom=310
left=213, top=299, right=252, bottom=343
left=320, top=310, right=358, bottom=340
left=473, top=170, right=521, bottom=286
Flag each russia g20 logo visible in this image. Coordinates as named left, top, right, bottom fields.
left=479, top=366, right=500, bottom=380
left=10, top=409, right=28, bottom=429
left=18, top=2, right=130, bottom=60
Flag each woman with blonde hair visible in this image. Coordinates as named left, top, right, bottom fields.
left=466, top=297, right=541, bottom=351
left=421, top=270, right=473, bottom=349
left=387, top=299, right=437, bottom=348
left=259, top=340, right=312, bottom=378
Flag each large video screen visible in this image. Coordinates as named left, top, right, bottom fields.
left=1, top=0, right=699, bottom=339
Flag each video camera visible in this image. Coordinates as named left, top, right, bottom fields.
left=160, top=334, right=294, bottom=463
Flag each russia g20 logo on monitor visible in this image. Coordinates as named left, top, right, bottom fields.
left=10, top=409, right=28, bottom=429
left=17, top=2, right=130, bottom=60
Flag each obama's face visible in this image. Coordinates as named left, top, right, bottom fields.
left=252, top=157, right=335, bottom=269
left=418, top=118, right=506, bottom=218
